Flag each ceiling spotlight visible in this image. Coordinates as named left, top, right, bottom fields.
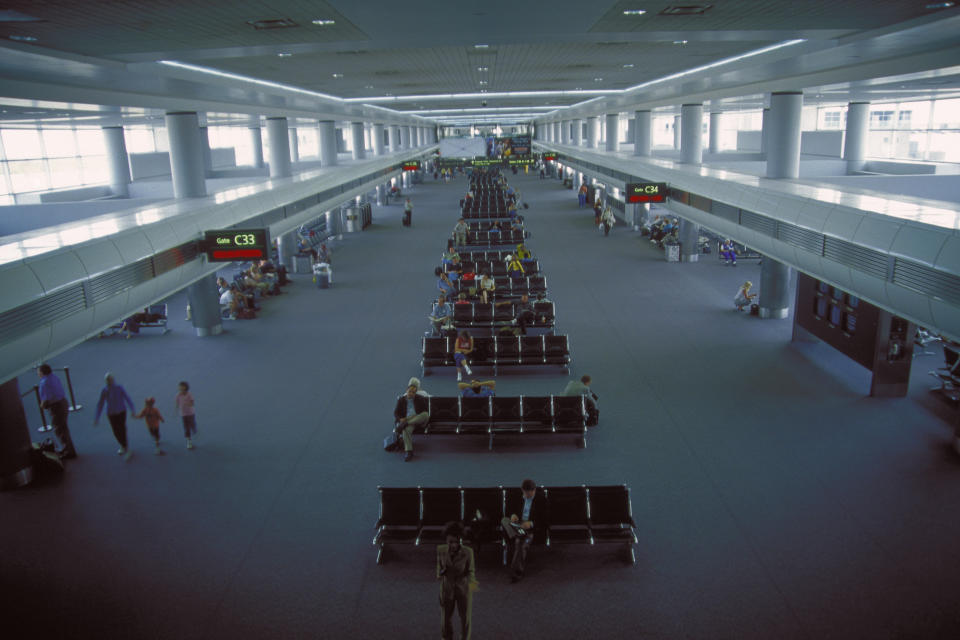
left=623, top=63, right=635, bottom=68
left=673, top=40, right=689, bottom=45
left=593, top=77, right=603, bottom=82
left=925, top=1, right=955, bottom=7
left=312, top=19, right=336, bottom=25
left=277, top=52, right=292, bottom=57
left=8, top=34, right=38, bottom=42
left=477, top=66, right=489, bottom=72
left=622, top=9, right=647, bottom=15
left=474, top=43, right=489, bottom=49
left=479, top=80, right=488, bottom=85
left=332, top=73, right=343, bottom=78
left=364, top=84, right=374, bottom=89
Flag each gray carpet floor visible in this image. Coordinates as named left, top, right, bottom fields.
left=2, top=171, right=959, bottom=640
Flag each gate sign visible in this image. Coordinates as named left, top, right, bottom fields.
left=625, top=182, right=667, bottom=203
left=203, top=228, right=271, bottom=262
left=402, top=160, right=421, bottom=171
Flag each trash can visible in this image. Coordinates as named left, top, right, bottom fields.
left=313, top=263, right=332, bottom=289
left=343, top=208, right=359, bottom=233
left=665, top=243, right=680, bottom=262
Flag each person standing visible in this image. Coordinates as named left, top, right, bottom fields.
left=175, top=381, right=197, bottom=450
left=134, top=397, right=165, bottom=455
left=393, top=384, right=429, bottom=462
left=403, top=198, right=413, bottom=226
left=37, top=364, right=77, bottom=459
left=600, top=206, right=616, bottom=236
left=453, top=218, right=469, bottom=248
left=437, top=521, right=477, bottom=640
left=501, top=478, right=546, bottom=583
left=578, top=183, right=588, bottom=208
left=93, top=372, right=136, bottom=460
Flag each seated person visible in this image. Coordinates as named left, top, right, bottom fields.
left=562, top=374, right=599, bottom=425
left=408, top=377, right=431, bottom=398
left=458, top=379, right=495, bottom=398
left=507, top=202, right=518, bottom=220
left=720, top=239, right=738, bottom=266
left=120, top=313, right=142, bottom=339
left=478, top=270, right=495, bottom=304
left=429, top=294, right=454, bottom=335
left=502, top=294, right=535, bottom=334
left=488, top=220, right=503, bottom=234
left=436, top=266, right=456, bottom=298
left=734, top=281, right=756, bottom=311
left=296, top=237, right=317, bottom=258
left=216, top=277, right=230, bottom=294
left=510, top=218, right=524, bottom=232
left=515, top=244, right=533, bottom=263
left=258, top=258, right=277, bottom=275
left=219, top=285, right=235, bottom=309
left=501, top=479, right=545, bottom=583
left=442, top=242, right=460, bottom=265
left=453, top=218, right=469, bottom=247
left=448, top=262, right=462, bottom=282
left=243, top=268, right=271, bottom=295
left=393, top=384, right=428, bottom=462
left=454, top=331, right=474, bottom=382
left=454, top=292, right=471, bottom=306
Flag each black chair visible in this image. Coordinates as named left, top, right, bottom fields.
left=427, top=397, right=460, bottom=433
left=473, top=303, right=493, bottom=323
left=520, top=336, right=545, bottom=364
left=544, top=335, right=571, bottom=369
left=471, top=337, right=495, bottom=368
left=419, top=487, right=464, bottom=546
left=521, top=396, right=553, bottom=433
left=587, top=485, right=639, bottom=564
left=543, top=486, right=593, bottom=546
left=497, top=335, right=521, bottom=364
left=423, top=337, right=450, bottom=367
left=454, top=304, right=473, bottom=326
left=493, top=303, right=514, bottom=323
left=459, top=396, right=492, bottom=437
left=553, top=395, right=587, bottom=447
left=373, top=487, right=421, bottom=563
left=462, top=486, right=505, bottom=563
left=534, top=302, right=555, bottom=325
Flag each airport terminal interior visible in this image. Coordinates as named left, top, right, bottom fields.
left=1, top=2, right=960, bottom=638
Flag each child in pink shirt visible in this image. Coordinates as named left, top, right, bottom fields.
left=175, top=381, right=197, bottom=450
left=134, top=396, right=165, bottom=455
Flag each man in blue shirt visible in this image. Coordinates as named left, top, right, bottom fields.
left=93, top=372, right=136, bottom=460
left=429, top=294, right=454, bottom=335
left=457, top=380, right=495, bottom=397
left=37, top=363, right=77, bottom=459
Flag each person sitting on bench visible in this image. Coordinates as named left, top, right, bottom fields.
left=502, top=478, right=546, bottom=583
left=488, top=220, right=503, bottom=235
left=393, top=384, right=428, bottom=462
left=458, top=379, right=495, bottom=397
left=516, top=244, right=533, bottom=263
left=563, top=374, right=599, bottom=426
left=454, top=218, right=469, bottom=248
left=720, top=239, right=738, bottom=266
left=495, top=294, right=535, bottom=335
left=478, top=270, right=495, bottom=304
left=437, top=267, right=456, bottom=299
left=506, top=255, right=525, bottom=280
left=430, top=294, right=454, bottom=335
left=454, top=331, right=474, bottom=382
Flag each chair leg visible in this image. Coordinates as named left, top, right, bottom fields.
left=376, top=545, right=384, bottom=565
left=628, top=545, right=636, bottom=565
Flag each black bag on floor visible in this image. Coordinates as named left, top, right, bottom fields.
left=31, top=440, right=64, bottom=479
left=750, top=304, right=759, bottom=316
left=383, top=431, right=401, bottom=452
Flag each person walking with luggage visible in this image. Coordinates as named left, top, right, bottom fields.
left=403, top=198, right=413, bottom=226
left=93, top=372, right=136, bottom=460
left=134, top=397, right=165, bottom=455
left=37, top=363, right=77, bottom=459
left=175, top=381, right=198, bottom=450
left=437, top=521, right=477, bottom=640
left=600, top=206, right=616, bottom=236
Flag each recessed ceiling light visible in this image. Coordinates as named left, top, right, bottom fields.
left=364, top=84, right=374, bottom=89
left=479, top=80, right=488, bottom=85
left=925, top=1, right=954, bottom=7
left=575, top=87, right=583, bottom=90
left=474, top=43, right=489, bottom=49
left=593, top=77, right=603, bottom=82
left=8, top=34, right=37, bottom=42
left=622, top=9, right=647, bottom=15
left=477, top=66, right=489, bottom=72
left=332, top=73, right=343, bottom=78
left=673, top=40, right=688, bottom=45
left=312, top=19, right=336, bottom=25
left=277, top=52, right=292, bottom=57
left=623, top=63, right=635, bottom=68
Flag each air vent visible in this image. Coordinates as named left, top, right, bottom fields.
left=777, top=223, right=824, bottom=254
left=823, top=237, right=889, bottom=279
left=0, top=285, right=85, bottom=344
left=892, top=259, right=960, bottom=305
left=247, top=18, right=299, bottom=30
left=596, top=41, right=630, bottom=47
left=739, top=210, right=776, bottom=237
left=660, top=5, right=713, bottom=15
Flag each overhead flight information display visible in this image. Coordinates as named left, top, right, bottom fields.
left=203, top=228, right=271, bottom=262
left=401, top=160, right=421, bottom=171
left=625, top=183, right=667, bottom=203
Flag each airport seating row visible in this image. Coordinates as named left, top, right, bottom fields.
left=444, top=260, right=540, bottom=276
left=448, top=249, right=521, bottom=262
left=373, top=484, right=637, bottom=564
left=460, top=209, right=513, bottom=220
left=929, top=345, right=960, bottom=403
left=409, top=394, right=588, bottom=449
left=432, top=300, right=555, bottom=330
left=104, top=304, right=169, bottom=335
left=454, top=229, right=526, bottom=246
left=462, top=221, right=525, bottom=232
left=421, top=334, right=571, bottom=376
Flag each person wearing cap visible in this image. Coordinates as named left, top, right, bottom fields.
left=734, top=281, right=757, bottom=312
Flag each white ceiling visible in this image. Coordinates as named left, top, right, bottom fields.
left=0, top=0, right=958, bottom=126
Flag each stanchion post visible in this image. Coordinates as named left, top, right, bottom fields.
left=61, top=366, right=82, bottom=412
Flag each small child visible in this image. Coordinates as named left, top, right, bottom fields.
left=175, top=381, right=197, bottom=450
left=134, top=397, right=165, bottom=455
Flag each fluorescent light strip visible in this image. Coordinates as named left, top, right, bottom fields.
left=345, top=89, right=619, bottom=103
left=159, top=60, right=344, bottom=102
left=405, top=106, right=557, bottom=115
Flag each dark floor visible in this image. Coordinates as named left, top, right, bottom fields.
left=2, top=171, right=959, bottom=640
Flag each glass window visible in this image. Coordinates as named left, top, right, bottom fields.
left=80, top=156, right=109, bottom=185
left=48, top=157, right=84, bottom=188
left=2, top=128, right=43, bottom=160
left=125, top=128, right=156, bottom=153
left=932, top=98, right=960, bottom=129
left=75, top=129, right=106, bottom=156
left=870, top=110, right=895, bottom=128
left=8, top=159, right=50, bottom=192
left=42, top=129, right=78, bottom=158
left=297, top=129, right=318, bottom=158
left=845, top=314, right=857, bottom=333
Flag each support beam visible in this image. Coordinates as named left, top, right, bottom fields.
left=164, top=111, right=206, bottom=198
left=605, top=113, right=620, bottom=152
left=634, top=110, right=651, bottom=157
left=265, top=117, right=292, bottom=178
left=102, top=125, right=131, bottom=198
left=318, top=120, right=337, bottom=167
left=844, top=102, right=870, bottom=174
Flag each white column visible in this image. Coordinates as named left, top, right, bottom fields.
left=586, top=116, right=600, bottom=149
left=605, top=113, right=619, bottom=152
left=571, top=119, right=582, bottom=146
left=265, top=117, right=292, bottom=178
left=198, top=125, right=213, bottom=177
left=766, top=91, right=803, bottom=179
left=350, top=122, right=366, bottom=160
left=318, top=120, right=337, bottom=167
left=248, top=122, right=264, bottom=168
left=844, top=102, right=870, bottom=174
left=388, top=126, right=401, bottom=152
left=709, top=111, right=722, bottom=154
left=673, top=115, right=681, bottom=149
left=561, top=120, right=570, bottom=145
left=164, top=111, right=206, bottom=198
left=681, top=104, right=703, bottom=165
left=101, top=125, right=131, bottom=197
left=372, top=123, right=385, bottom=156
left=401, top=126, right=411, bottom=150
left=760, top=107, right=770, bottom=156
left=287, top=127, right=299, bottom=163
left=634, top=110, right=651, bottom=157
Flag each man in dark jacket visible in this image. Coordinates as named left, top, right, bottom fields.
left=394, top=384, right=429, bottom=462
left=501, top=478, right=546, bottom=582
